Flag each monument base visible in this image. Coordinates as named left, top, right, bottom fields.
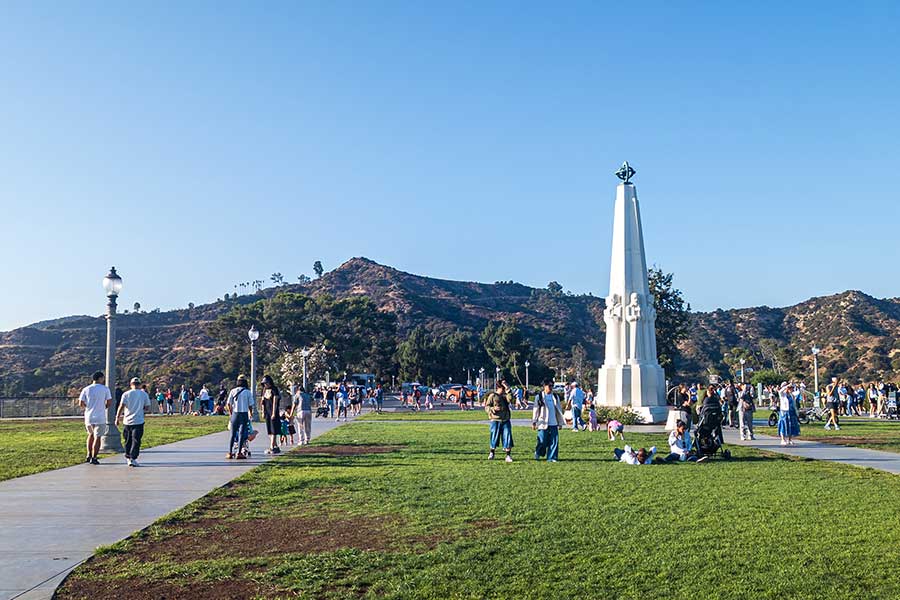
left=597, top=363, right=667, bottom=423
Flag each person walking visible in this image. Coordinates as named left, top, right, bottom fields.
left=483, top=380, right=515, bottom=462
left=738, top=383, right=756, bottom=441
left=165, top=388, right=175, bottom=415
left=226, top=375, right=254, bottom=459
left=197, top=385, right=211, bottom=415
left=568, top=382, right=586, bottom=432
left=290, top=386, right=313, bottom=445
left=723, top=381, right=739, bottom=428
left=824, top=377, right=841, bottom=431
left=115, top=377, right=151, bottom=466
left=532, top=380, right=565, bottom=462
left=326, top=386, right=336, bottom=418
left=155, top=388, right=165, bottom=414
left=216, top=383, right=228, bottom=415
left=777, top=382, right=801, bottom=446
left=179, top=385, right=190, bottom=415
left=375, top=383, right=384, bottom=413
left=79, top=371, right=112, bottom=465
left=260, top=375, right=282, bottom=454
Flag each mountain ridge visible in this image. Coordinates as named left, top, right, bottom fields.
left=1, top=257, right=897, bottom=394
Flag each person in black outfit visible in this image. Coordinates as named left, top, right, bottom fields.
left=260, top=375, right=282, bottom=454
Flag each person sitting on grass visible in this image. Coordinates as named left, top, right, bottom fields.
left=664, top=420, right=706, bottom=463
left=614, top=445, right=656, bottom=465
left=484, top=379, right=515, bottom=463
left=607, top=419, right=625, bottom=441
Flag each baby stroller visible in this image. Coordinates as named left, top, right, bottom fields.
left=229, top=423, right=258, bottom=458
left=692, top=398, right=731, bottom=460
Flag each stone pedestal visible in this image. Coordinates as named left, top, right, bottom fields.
left=596, top=172, right=667, bottom=423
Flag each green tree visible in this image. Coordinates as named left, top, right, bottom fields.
left=750, top=368, right=782, bottom=386
left=313, top=261, right=324, bottom=278
left=547, top=281, right=563, bottom=296
left=648, top=267, right=690, bottom=370
left=481, top=319, right=533, bottom=385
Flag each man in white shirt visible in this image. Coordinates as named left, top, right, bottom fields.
left=532, top=380, right=566, bottom=462
left=116, top=377, right=152, bottom=466
left=226, top=375, right=255, bottom=459
left=79, top=371, right=112, bottom=465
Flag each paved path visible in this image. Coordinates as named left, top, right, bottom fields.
left=0, top=417, right=346, bottom=600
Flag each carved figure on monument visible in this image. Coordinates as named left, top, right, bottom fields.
left=625, top=292, right=645, bottom=363
left=645, top=295, right=659, bottom=362
left=603, top=293, right=623, bottom=365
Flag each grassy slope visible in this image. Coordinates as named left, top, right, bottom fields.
left=59, top=422, right=900, bottom=600
left=0, top=416, right=229, bottom=481
left=357, top=409, right=534, bottom=421
left=758, top=417, right=900, bottom=453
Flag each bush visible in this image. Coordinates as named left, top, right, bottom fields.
left=593, top=406, right=645, bottom=425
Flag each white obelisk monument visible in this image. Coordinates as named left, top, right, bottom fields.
left=597, top=162, right=668, bottom=423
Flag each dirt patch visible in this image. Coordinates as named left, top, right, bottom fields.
left=287, top=444, right=404, bottom=457
left=127, top=511, right=437, bottom=562
left=56, top=576, right=285, bottom=600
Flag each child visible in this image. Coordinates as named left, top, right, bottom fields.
left=614, top=445, right=656, bottom=465
left=607, top=419, right=625, bottom=441
left=587, top=404, right=599, bottom=432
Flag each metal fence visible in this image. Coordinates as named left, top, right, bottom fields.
left=0, top=397, right=81, bottom=418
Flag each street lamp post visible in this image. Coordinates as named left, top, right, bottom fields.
left=495, top=366, right=500, bottom=387
left=479, top=368, right=485, bottom=399
left=248, top=326, right=259, bottom=416
left=525, top=360, right=530, bottom=390
left=812, top=346, right=821, bottom=405
left=466, top=368, right=472, bottom=386
left=100, top=267, right=124, bottom=452
left=301, top=348, right=311, bottom=391
left=739, top=358, right=746, bottom=384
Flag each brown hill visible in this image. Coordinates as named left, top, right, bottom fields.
left=1, top=258, right=898, bottom=394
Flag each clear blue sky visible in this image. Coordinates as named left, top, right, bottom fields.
left=2, top=1, right=899, bottom=331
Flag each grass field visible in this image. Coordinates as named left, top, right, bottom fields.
left=357, top=409, right=534, bottom=421
left=759, top=416, right=900, bottom=454
left=57, top=421, right=900, bottom=600
left=0, top=415, right=230, bottom=481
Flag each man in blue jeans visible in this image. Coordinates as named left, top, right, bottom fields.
left=568, top=382, right=585, bottom=431
left=533, top=380, right=565, bottom=462
left=226, top=375, right=255, bottom=459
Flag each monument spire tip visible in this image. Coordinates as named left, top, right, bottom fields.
left=615, top=161, right=635, bottom=184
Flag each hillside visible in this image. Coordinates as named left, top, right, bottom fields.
left=1, top=258, right=898, bottom=394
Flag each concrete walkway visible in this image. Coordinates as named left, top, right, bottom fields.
left=0, top=416, right=346, bottom=600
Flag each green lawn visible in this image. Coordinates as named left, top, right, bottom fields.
left=759, top=416, right=900, bottom=454
left=357, top=409, right=534, bottom=421
left=0, top=415, right=229, bottom=481
left=57, top=421, right=900, bottom=600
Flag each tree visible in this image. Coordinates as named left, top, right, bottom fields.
left=297, top=274, right=311, bottom=283
left=271, top=272, right=284, bottom=286
left=188, top=302, right=195, bottom=310
left=547, top=281, right=563, bottom=296
left=647, top=267, right=690, bottom=370
left=571, top=344, right=588, bottom=382
left=481, top=319, right=533, bottom=385
left=313, top=261, right=324, bottom=278
left=133, top=302, right=141, bottom=313
left=750, top=368, right=781, bottom=386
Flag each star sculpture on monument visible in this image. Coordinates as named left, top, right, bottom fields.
left=615, top=161, right=636, bottom=183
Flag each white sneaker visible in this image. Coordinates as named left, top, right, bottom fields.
left=780, top=440, right=788, bottom=446
left=505, top=455, right=513, bottom=463
left=130, top=460, right=139, bottom=467
left=740, top=436, right=746, bottom=441
left=126, top=459, right=133, bottom=467
left=835, top=426, right=841, bottom=431
left=824, top=425, right=831, bottom=430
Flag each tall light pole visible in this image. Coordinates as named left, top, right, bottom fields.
left=466, top=368, right=471, bottom=386
left=812, top=345, right=820, bottom=405
left=739, top=358, right=746, bottom=384
left=100, top=267, right=124, bottom=452
left=525, top=360, right=530, bottom=390
left=495, top=366, right=500, bottom=387
left=248, top=326, right=259, bottom=418
left=479, top=367, right=485, bottom=398
left=301, top=348, right=310, bottom=391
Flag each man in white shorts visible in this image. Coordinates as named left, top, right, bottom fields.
left=79, top=371, right=112, bottom=465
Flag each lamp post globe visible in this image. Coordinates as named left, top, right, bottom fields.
left=739, top=358, right=746, bottom=384
left=100, top=267, right=124, bottom=452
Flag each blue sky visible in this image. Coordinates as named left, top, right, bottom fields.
left=2, top=1, right=899, bottom=331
